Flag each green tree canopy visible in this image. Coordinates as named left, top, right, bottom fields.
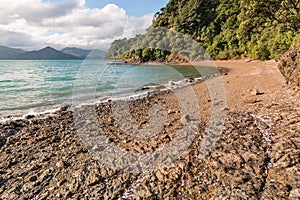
left=107, top=0, right=300, bottom=61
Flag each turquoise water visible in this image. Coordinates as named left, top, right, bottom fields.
left=0, top=60, right=206, bottom=117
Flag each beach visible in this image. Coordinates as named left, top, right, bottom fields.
left=0, top=60, right=299, bottom=199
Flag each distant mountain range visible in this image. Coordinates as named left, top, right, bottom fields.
left=0, top=46, right=27, bottom=59
left=0, top=46, right=106, bottom=60
left=61, top=47, right=92, bottom=59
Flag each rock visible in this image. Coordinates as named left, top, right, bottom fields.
left=87, top=174, right=100, bottom=186
left=250, top=89, right=259, bottom=96
left=29, top=175, right=37, bottom=182
left=22, top=182, right=34, bottom=193
left=58, top=104, right=70, bottom=112
left=39, top=191, right=49, bottom=199
left=38, top=168, right=53, bottom=183
left=183, top=115, right=191, bottom=123
left=278, top=38, right=300, bottom=93
left=167, top=109, right=175, bottom=114
left=56, top=160, right=65, bottom=168
left=249, top=89, right=264, bottom=96
left=289, top=189, right=300, bottom=198
left=156, top=171, right=164, bottom=181
left=0, top=82, right=298, bottom=199
left=169, top=81, right=175, bottom=86
left=25, top=115, right=35, bottom=119
left=177, top=161, right=185, bottom=169
left=188, top=78, right=195, bottom=83
left=243, top=96, right=257, bottom=104
left=273, top=115, right=283, bottom=122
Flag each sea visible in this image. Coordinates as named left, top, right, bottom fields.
left=0, top=59, right=216, bottom=119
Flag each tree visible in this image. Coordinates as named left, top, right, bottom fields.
left=107, top=0, right=300, bottom=61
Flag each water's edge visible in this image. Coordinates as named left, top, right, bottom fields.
left=0, top=73, right=220, bottom=123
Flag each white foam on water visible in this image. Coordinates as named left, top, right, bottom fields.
left=0, top=107, right=61, bottom=123
left=0, top=75, right=209, bottom=124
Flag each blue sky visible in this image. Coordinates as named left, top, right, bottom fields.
left=44, top=0, right=169, bottom=16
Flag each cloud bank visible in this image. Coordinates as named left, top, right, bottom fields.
left=0, top=0, right=153, bottom=50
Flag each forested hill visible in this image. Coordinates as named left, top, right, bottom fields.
left=107, top=0, right=300, bottom=61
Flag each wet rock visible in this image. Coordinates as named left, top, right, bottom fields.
left=25, top=115, right=35, bottom=119
left=58, top=104, right=70, bottom=112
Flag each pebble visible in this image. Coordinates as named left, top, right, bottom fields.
left=177, top=161, right=185, bottom=169
left=250, top=89, right=259, bottom=96
left=56, top=160, right=65, bottom=168
left=25, top=115, right=35, bottom=119
left=155, top=171, right=164, bottom=182
left=243, top=96, right=257, bottom=104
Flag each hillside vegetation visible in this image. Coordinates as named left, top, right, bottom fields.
left=107, top=0, right=299, bottom=61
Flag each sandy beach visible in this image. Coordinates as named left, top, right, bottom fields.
left=0, top=60, right=299, bottom=199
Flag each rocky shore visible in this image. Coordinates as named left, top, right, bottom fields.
left=0, top=60, right=299, bottom=199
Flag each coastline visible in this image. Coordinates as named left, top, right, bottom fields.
left=1, top=59, right=299, bottom=199
left=0, top=72, right=205, bottom=123
left=0, top=59, right=224, bottom=122
left=140, top=61, right=193, bottom=67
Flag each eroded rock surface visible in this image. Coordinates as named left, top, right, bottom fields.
left=278, top=39, right=300, bottom=93
left=1, top=89, right=299, bottom=199
left=1, top=60, right=299, bottom=199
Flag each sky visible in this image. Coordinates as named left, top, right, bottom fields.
left=0, top=0, right=169, bottom=50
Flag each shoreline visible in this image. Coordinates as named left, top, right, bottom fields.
left=124, top=58, right=278, bottom=66
left=0, top=73, right=208, bottom=123
left=0, top=59, right=278, bottom=124
left=0, top=80, right=195, bottom=123
left=1, top=59, right=299, bottom=199
left=0, top=60, right=226, bottom=122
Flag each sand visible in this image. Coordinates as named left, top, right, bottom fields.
left=0, top=60, right=299, bottom=199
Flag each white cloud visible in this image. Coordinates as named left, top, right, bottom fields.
left=0, top=0, right=153, bottom=50
left=0, top=30, right=37, bottom=47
